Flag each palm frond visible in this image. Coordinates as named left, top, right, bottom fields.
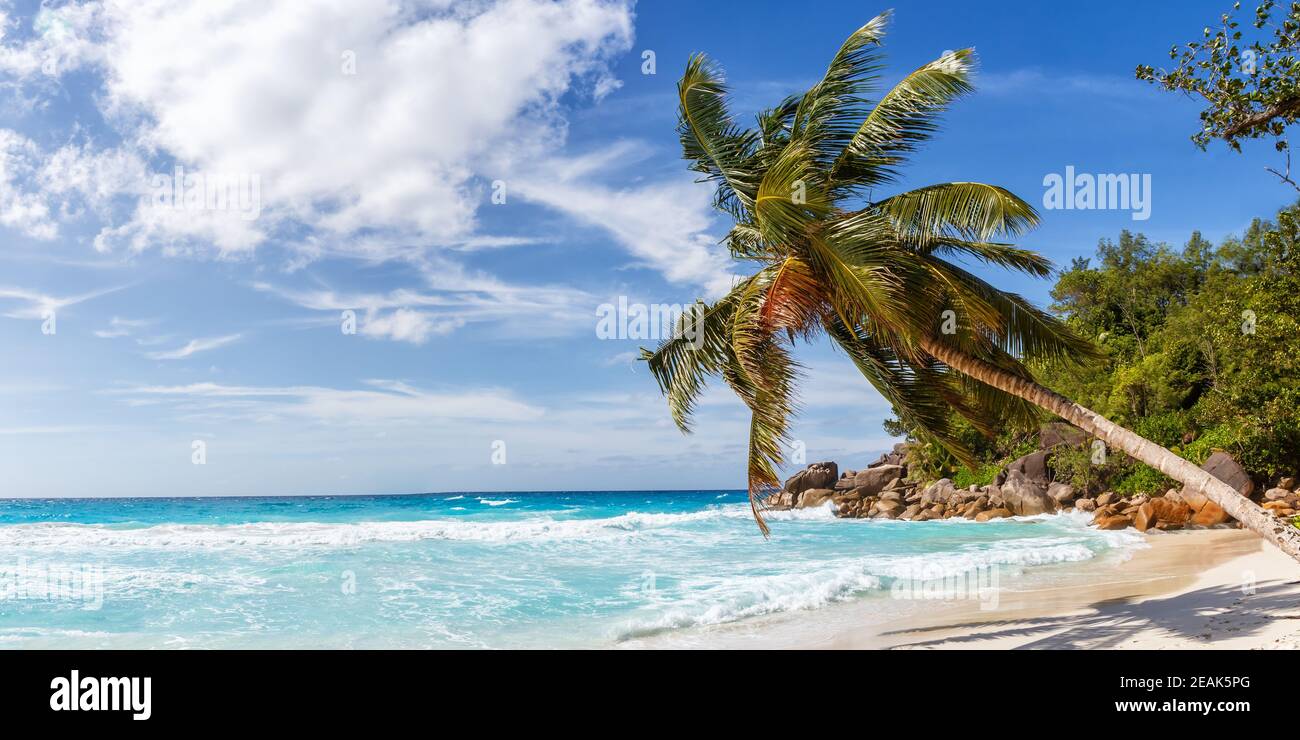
left=678, top=54, right=761, bottom=220
left=874, top=182, right=1041, bottom=246
left=641, top=285, right=747, bottom=433
left=791, top=12, right=890, bottom=168
left=832, top=48, right=975, bottom=188
left=754, top=143, right=831, bottom=245
left=827, top=318, right=977, bottom=467
left=922, top=256, right=1103, bottom=366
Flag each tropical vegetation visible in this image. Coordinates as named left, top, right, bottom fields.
left=642, top=12, right=1300, bottom=561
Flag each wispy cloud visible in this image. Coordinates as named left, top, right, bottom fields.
left=93, top=316, right=154, bottom=339
left=977, top=69, right=1149, bottom=100
left=0, top=284, right=125, bottom=320
left=115, top=380, right=546, bottom=424
left=513, top=142, right=737, bottom=298
left=253, top=256, right=594, bottom=342
left=145, top=334, right=242, bottom=360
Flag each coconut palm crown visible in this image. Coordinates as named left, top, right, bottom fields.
left=641, top=12, right=1102, bottom=534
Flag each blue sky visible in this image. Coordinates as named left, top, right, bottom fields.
left=0, top=0, right=1291, bottom=497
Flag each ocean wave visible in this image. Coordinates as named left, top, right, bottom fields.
left=0, top=507, right=760, bottom=550
left=616, top=566, right=885, bottom=639
left=478, top=498, right=518, bottom=507
left=615, top=523, right=1132, bottom=639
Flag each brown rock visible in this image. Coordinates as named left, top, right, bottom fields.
left=1047, top=481, right=1077, bottom=505
left=1075, top=498, right=1096, bottom=512
left=1000, top=472, right=1057, bottom=516
left=1091, top=506, right=1119, bottom=524
left=1190, top=501, right=1230, bottom=527
left=873, top=499, right=904, bottom=519
left=1134, top=498, right=1192, bottom=532
left=899, top=504, right=923, bottom=521
left=831, top=492, right=863, bottom=507
left=1180, top=452, right=1252, bottom=526
left=796, top=488, right=836, bottom=509
left=1039, top=422, right=1089, bottom=449
left=1095, top=514, right=1133, bottom=530
left=853, top=465, right=904, bottom=496
left=920, top=479, right=957, bottom=506
left=784, top=462, right=838, bottom=495
left=974, top=508, right=1013, bottom=522
left=1278, top=476, right=1296, bottom=491
left=1001, top=450, right=1051, bottom=486
left=1096, top=492, right=1116, bottom=507
left=1264, top=487, right=1292, bottom=501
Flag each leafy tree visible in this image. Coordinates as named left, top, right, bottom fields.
left=643, top=12, right=1300, bottom=560
left=1137, top=0, right=1300, bottom=188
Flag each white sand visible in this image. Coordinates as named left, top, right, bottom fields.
left=835, top=528, right=1300, bottom=650
left=625, top=527, right=1300, bottom=649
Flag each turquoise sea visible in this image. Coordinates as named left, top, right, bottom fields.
left=0, top=491, right=1145, bottom=648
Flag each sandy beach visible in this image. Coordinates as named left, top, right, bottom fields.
left=827, top=528, right=1300, bottom=650
left=618, top=526, right=1300, bottom=650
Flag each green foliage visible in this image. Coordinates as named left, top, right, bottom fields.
left=1114, top=465, right=1177, bottom=496
left=645, top=13, right=1100, bottom=533
left=951, top=462, right=1002, bottom=489
left=890, top=200, right=1300, bottom=492
left=1136, top=1, right=1300, bottom=154
left=1046, top=203, right=1300, bottom=483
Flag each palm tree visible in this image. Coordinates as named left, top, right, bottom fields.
left=642, top=12, right=1300, bottom=562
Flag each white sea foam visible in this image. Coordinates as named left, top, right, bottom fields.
left=614, top=518, right=1135, bottom=639
left=0, top=508, right=752, bottom=550
left=478, top=498, right=518, bottom=507
left=617, top=566, right=886, bottom=639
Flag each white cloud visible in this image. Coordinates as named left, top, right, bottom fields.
left=360, top=308, right=460, bottom=345
left=0, top=129, right=56, bottom=239
left=145, top=333, right=242, bottom=360
left=0, top=283, right=123, bottom=319
left=0, top=0, right=636, bottom=255
left=514, top=142, right=737, bottom=298
left=118, top=379, right=546, bottom=424
left=254, top=255, right=595, bottom=340
left=92, top=315, right=153, bottom=339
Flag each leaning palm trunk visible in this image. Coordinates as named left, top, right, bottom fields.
left=650, top=13, right=1300, bottom=566
left=921, top=337, right=1300, bottom=561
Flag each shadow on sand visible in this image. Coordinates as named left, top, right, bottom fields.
left=879, top=578, right=1300, bottom=649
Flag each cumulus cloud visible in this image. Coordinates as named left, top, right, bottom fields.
left=0, top=130, right=57, bottom=238
left=360, top=308, right=461, bottom=345
left=0, top=0, right=636, bottom=255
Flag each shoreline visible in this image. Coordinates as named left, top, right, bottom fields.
left=818, top=528, right=1300, bottom=649
left=623, top=527, right=1300, bottom=649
